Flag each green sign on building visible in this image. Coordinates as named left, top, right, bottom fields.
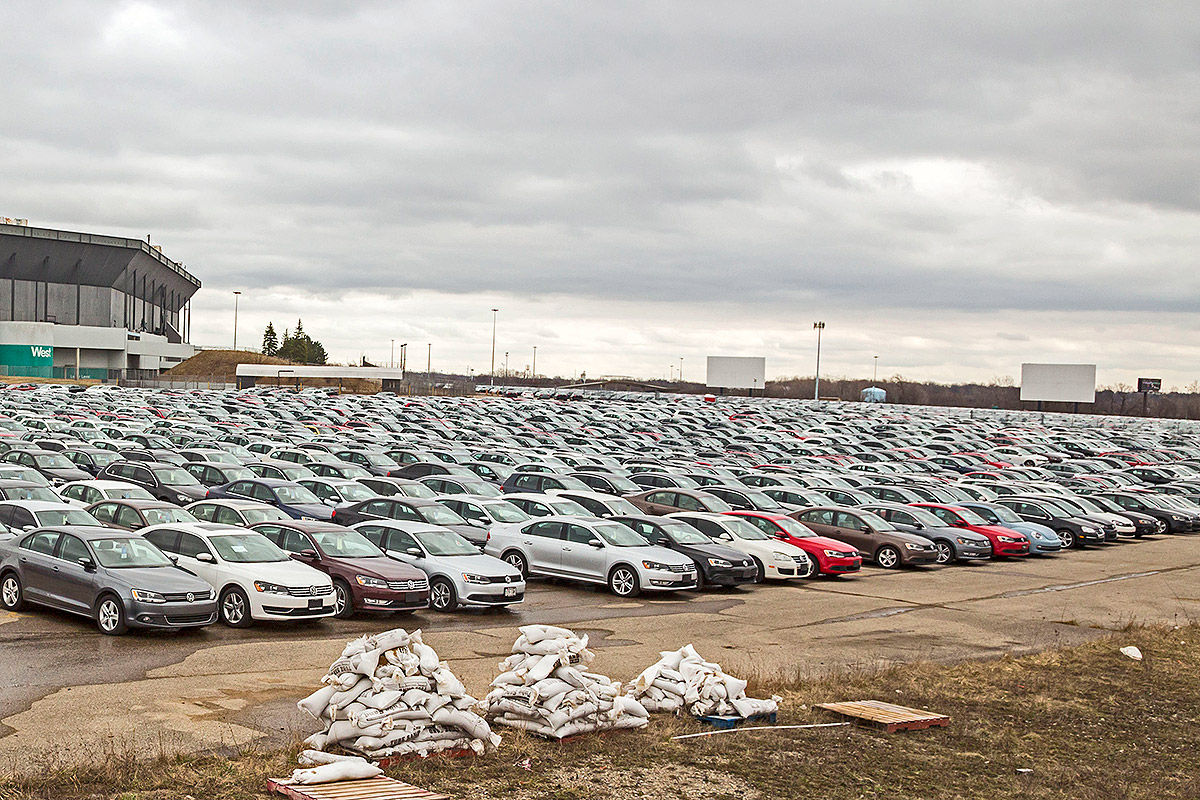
left=0, top=343, right=54, bottom=378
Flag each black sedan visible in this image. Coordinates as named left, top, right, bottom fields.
left=0, top=526, right=217, bottom=634
left=610, top=514, right=758, bottom=587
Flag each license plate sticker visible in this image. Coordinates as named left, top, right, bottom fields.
left=503, top=586, right=517, bottom=597
left=308, top=599, right=321, bottom=609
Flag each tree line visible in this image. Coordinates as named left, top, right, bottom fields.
left=261, top=320, right=327, bottom=364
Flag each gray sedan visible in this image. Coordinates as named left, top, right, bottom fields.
left=0, top=525, right=217, bottom=635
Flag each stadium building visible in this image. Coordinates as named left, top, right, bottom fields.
left=0, top=220, right=199, bottom=380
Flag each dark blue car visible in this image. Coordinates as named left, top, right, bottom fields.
left=205, top=478, right=335, bottom=521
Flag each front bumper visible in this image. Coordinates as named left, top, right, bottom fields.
left=255, top=591, right=336, bottom=619
left=460, top=579, right=527, bottom=606
left=643, top=568, right=698, bottom=590
left=355, top=585, right=430, bottom=611
left=705, top=564, right=759, bottom=585
left=900, top=550, right=939, bottom=565
left=817, top=555, right=862, bottom=574
left=1028, top=539, right=1063, bottom=553
left=126, top=599, right=218, bottom=629
left=956, top=545, right=992, bottom=560
left=992, top=542, right=1030, bottom=557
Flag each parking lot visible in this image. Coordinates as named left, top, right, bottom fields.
left=4, top=531, right=1199, bottom=766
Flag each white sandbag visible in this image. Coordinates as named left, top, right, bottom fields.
left=295, top=749, right=370, bottom=766
left=287, top=758, right=382, bottom=785
left=626, top=644, right=780, bottom=720
left=298, top=685, right=337, bottom=720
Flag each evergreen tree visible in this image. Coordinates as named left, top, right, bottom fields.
left=276, top=319, right=328, bottom=365
left=261, top=322, right=279, bottom=356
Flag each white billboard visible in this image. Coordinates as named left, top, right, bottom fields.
left=706, top=356, right=766, bottom=390
left=1020, top=363, right=1096, bottom=403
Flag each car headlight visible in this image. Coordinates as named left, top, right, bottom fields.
left=1031, top=531, right=1044, bottom=539
left=822, top=549, right=845, bottom=558
left=955, top=537, right=972, bottom=545
left=706, top=558, right=733, bottom=568
left=130, top=588, right=165, bottom=604
left=903, top=542, right=923, bottom=550
left=253, top=581, right=290, bottom=594
left=301, top=516, right=317, bottom=521
left=998, top=536, right=1022, bottom=543
left=1081, top=526, right=1098, bottom=533
left=641, top=560, right=671, bottom=571
left=176, top=493, right=191, bottom=503
left=461, top=573, right=490, bottom=584
left=355, top=575, right=388, bottom=588
left=772, top=551, right=793, bottom=562
left=1171, top=515, right=1185, bottom=521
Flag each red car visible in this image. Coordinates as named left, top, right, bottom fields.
left=725, top=511, right=862, bottom=575
left=911, top=503, right=1030, bottom=558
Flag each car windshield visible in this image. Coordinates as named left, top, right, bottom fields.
left=35, top=509, right=102, bottom=526
left=772, top=517, right=816, bottom=538
left=660, top=521, right=711, bottom=545
left=274, top=485, right=321, bottom=504
left=337, top=483, right=376, bottom=502
left=143, top=507, right=198, bottom=525
left=241, top=506, right=290, bottom=523
left=91, top=537, right=173, bottom=568
left=419, top=505, right=469, bottom=526
left=222, top=467, right=255, bottom=481
left=950, top=506, right=988, bottom=525
left=724, top=518, right=771, bottom=540
left=154, top=468, right=200, bottom=486
left=601, top=497, right=641, bottom=515
left=548, top=499, right=589, bottom=515
left=742, top=489, right=784, bottom=510
left=897, top=507, right=945, bottom=527
left=605, top=476, right=641, bottom=493
left=594, top=523, right=649, bottom=547
left=338, top=465, right=372, bottom=478
left=985, top=504, right=1023, bottom=524
left=7, top=486, right=60, bottom=502
left=1069, top=497, right=1105, bottom=514
left=281, top=465, right=316, bottom=480
left=0, top=468, right=49, bottom=486
left=360, top=452, right=397, bottom=466
left=396, top=483, right=437, bottom=498
left=210, top=533, right=289, bottom=563
left=459, top=481, right=501, bottom=497
left=104, top=485, right=155, bottom=500
left=310, top=529, right=383, bottom=557
left=33, top=453, right=75, bottom=469
left=206, top=452, right=239, bottom=464
left=484, top=502, right=530, bottom=523
left=89, top=452, right=121, bottom=466
left=413, top=528, right=479, bottom=556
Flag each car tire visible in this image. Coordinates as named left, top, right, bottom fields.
left=875, top=545, right=901, bottom=569
left=933, top=540, right=955, bottom=565
left=502, top=550, right=528, bottom=578
left=1056, top=529, right=1077, bottom=549
left=94, top=594, right=127, bottom=636
left=1, top=572, right=25, bottom=611
left=332, top=579, right=354, bottom=619
left=750, top=557, right=766, bottom=584
left=608, top=565, right=640, bottom=598
left=695, top=565, right=708, bottom=589
left=429, top=577, right=458, bottom=612
left=219, top=586, right=253, bottom=628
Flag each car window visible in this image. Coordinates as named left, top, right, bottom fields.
left=91, top=503, right=118, bottom=523
left=62, top=485, right=84, bottom=501
left=645, top=491, right=675, bottom=505
left=685, top=517, right=725, bottom=539
left=834, top=512, right=867, bottom=531
left=56, top=536, right=94, bottom=571
left=114, top=505, right=144, bottom=529
left=526, top=520, right=564, bottom=539
left=741, top=515, right=777, bottom=535
left=21, top=531, right=59, bottom=555
left=927, top=507, right=959, bottom=525
left=279, top=530, right=312, bottom=553
left=145, top=529, right=180, bottom=553
left=214, top=506, right=243, bottom=526
left=675, top=493, right=704, bottom=511
left=253, top=484, right=278, bottom=503
left=565, top=524, right=597, bottom=544
left=190, top=504, right=214, bottom=521
left=356, top=525, right=385, bottom=547
left=178, top=533, right=211, bottom=558
left=385, top=529, right=420, bottom=552
left=364, top=500, right=393, bottom=515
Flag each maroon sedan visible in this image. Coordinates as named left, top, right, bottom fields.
left=250, top=519, right=430, bottom=617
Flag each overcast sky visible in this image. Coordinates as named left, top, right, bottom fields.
left=3, top=1, right=1199, bottom=387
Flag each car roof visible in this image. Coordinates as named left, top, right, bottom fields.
left=89, top=498, right=175, bottom=508
left=139, top=522, right=246, bottom=536
left=188, top=498, right=267, bottom=508
left=36, top=525, right=142, bottom=540
left=253, top=519, right=344, bottom=532
left=350, top=519, right=446, bottom=535
left=0, top=500, right=78, bottom=510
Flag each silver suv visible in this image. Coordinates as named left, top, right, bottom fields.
left=484, top=515, right=698, bottom=597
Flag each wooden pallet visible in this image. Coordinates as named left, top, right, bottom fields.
left=816, top=700, right=949, bottom=732
left=697, top=711, right=778, bottom=730
left=267, top=776, right=451, bottom=800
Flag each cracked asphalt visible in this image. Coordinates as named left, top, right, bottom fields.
left=3, top=533, right=1199, bottom=768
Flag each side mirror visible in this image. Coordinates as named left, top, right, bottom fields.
left=912, top=522, right=924, bottom=529
left=128, top=521, right=144, bottom=530
left=21, top=525, right=34, bottom=532
left=196, top=552, right=215, bottom=563
left=774, top=532, right=787, bottom=540
left=167, top=554, right=178, bottom=564
left=299, top=549, right=319, bottom=560
left=324, top=498, right=338, bottom=506
left=78, top=557, right=96, bottom=571
left=587, top=538, right=604, bottom=548
left=405, top=547, right=422, bottom=557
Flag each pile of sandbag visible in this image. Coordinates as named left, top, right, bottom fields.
left=626, top=644, right=781, bottom=718
left=297, top=628, right=501, bottom=758
left=486, top=625, right=649, bottom=739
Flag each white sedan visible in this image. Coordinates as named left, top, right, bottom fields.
left=140, top=522, right=335, bottom=626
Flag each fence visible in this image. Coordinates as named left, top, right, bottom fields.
left=117, top=378, right=237, bottom=390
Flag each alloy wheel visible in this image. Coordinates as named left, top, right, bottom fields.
left=97, top=599, right=120, bottom=632
left=610, top=568, right=637, bottom=596
left=1, top=576, right=18, bottom=608
left=431, top=581, right=452, bottom=610
left=222, top=592, right=246, bottom=625
left=877, top=547, right=899, bottom=568
left=935, top=542, right=953, bottom=564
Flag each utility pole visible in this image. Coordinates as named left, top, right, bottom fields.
left=390, top=339, right=395, bottom=368
left=232, top=291, right=241, bottom=350
left=873, top=354, right=878, bottom=383
left=679, top=357, right=684, bottom=382
left=813, top=321, right=825, bottom=400
left=504, top=351, right=509, bottom=379
left=490, top=308, right=498, bottom=386
left=532, top=346, right=537, bottom=379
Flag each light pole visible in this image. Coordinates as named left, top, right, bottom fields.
left=232, top=291, right=241, bottom=350
left=490, top=308, right=498, bottom=386
left=813, top=321, right=825, bottom=400
left=504, top=351, right=509, bottom=379
left=679, top=357, right=684, bottom=382
left=390, top=339, right=395, bottom=368
left=532, top=346, right=537, bottom=379
left=873, top=355, right=878, bottom=383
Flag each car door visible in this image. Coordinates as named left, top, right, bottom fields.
left=114, top=505, right=146, bottom=531
left=640, top=491, right=676, bottom=514
left=522, top=520, right=565, bottom=574
left=50, top=533, right=95, bottom=613
left=214, top=506, right=244, bottom=526
left=560, top=522, right=608, bottom=580
left=381, top=528, right=425, bottom=565
left=10, top=507, right=37, bottom=533
left=17, top=530, right=60, bottom=603
left=830, top=511, right=874, bottom=552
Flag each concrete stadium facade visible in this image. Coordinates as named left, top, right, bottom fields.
left=0, top=222, right=201, bottom=379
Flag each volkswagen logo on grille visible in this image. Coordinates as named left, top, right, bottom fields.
left=186, top=592, right=194, bottom=602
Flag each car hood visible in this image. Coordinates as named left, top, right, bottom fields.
left=232, top=558, right=330, bottom=585
left=104, top=565, right=213, bottom=593
left=335, top=556, right=426, bottom=581
left=1007, top=521, right=1058, bottom=537
left=970, top=524, right=1023, bottom=539
left=797, top=534, right=859, bottom=553
left=618, top=544, right=696, bottom=567
left=47, top=467, right=92, bottom=481
left=674, top=540, right=754, bottom=563
left=425, top=553, right=522, bottom=579
left=171, top=485, right=209, bottom=499
left=288, top=503, right=335, bottom=520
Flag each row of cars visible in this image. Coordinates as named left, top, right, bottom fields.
left=2, top=383, right=1199, bottom=635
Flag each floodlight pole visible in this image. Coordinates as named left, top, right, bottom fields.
left=873, top=354, right=878, bottom=383
left=813, top=321, right=825, bottom=400
left=490, top=308, right=498, bottom=386
left=532, top=346, right=537, bottom=379
left=232, top=291, right=241, bottom=350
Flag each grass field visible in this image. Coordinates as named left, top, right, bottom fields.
left=3, top=623, right=1197, bottom=800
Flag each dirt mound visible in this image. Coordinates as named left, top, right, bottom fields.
left=165, top=349, right=294, bottom=382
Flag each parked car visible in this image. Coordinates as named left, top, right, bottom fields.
left=352, top=520, right=524, bottom=611
left=500, top=472, right=593, bottom=494
left=3, top=449, right=91, bottom=484
left=87, top=499, right=198, bottom=531
left=332, top=497, right=485, bottom=546
left=0, top=526, right=217, bottom=635
left=860, top=503, right=993, bottom=564
left=0, top=480, right=64, bottom=504
left=995, top=498, right=1105, bottom=548
left=0, top=500, right=103, bottom=532
left=793, top=507, right=939, bottom=568
left=356, top=476, right=439, bottom=499
left=419, top=475, right=503, bottom=497
left=97, top=461, right=209, bottom=505
left=183, top=461, right=257, bottom=488
left=297, top=477, right=380, bottom=506
left=956, top=501, right=1065, bottom=554
left=724, top=511, right=863, bottom=575
left=667, top=512, right=814, bottom=580
left=484, top=515, right=697, bottom=597
left=60, top=447, right=126, bottom=476
left=626, top=488, right=734, bottom=516
left=140, top=522, right=336, bottom=626
left=551, top=490, right=645, bottom=518
left=247, top=460, right=319, bottom=481
left=206, top=478, right=335, bottom=521
left=501, top=493, right=592, bottom=519
left=59, top=480, right=155, bottom=507
left=609, top=514, right=759, bottom=586
left=436, top=496, right=532, bottom=529
left=251, top=519, right=430, bottom=618
left=187, top=499, right=292, bottom=526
